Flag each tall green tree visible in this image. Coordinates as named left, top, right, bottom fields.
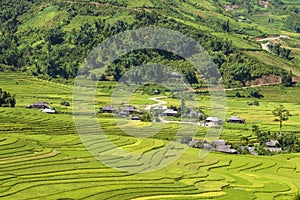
left=272, top=105, right=290, bottom=136
left=281, top=70, right=293, bottom=87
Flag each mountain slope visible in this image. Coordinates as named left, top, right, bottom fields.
left=0, top=0, right=300, bottom=87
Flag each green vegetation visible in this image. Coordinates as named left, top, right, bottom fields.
left=1, top=0, right=300, bottom=199
left=0, top=0, right=300, bottom=88
left=285, top=13, right=300, bottom=33
left=293, top=193, right=300, bottom=200
left=0, top=72, right=299, bottom=199
left=273, top=104, right=291, bottom=135
left=282, top=70, right=293, bottom=87
left=253, top=125, right=300, bottom=154
left=0, top=88, right=16, bottom=107
left=268, top=43, right=292, bottom=59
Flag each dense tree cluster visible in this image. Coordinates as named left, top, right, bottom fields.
left=0, top=0, right=290, bottom=87
left=0, top=88, right=16, bottom=107
left=285, top=13, right=300, bottom=33
left=268, top=43, right=292, bottom=59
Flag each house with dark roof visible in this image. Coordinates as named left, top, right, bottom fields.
left=100, top=105, right=116, bottom=113
left=213, top=140, right=238, bottom=154
left=227, top=116, right=245, bottom=124
left=119, top=111, right=129, bottom=117
left=154, top=90, right=160, bottom=95
left=32, top=102, right=51, bottom=109
left=131, top=116, right=140, bottom=120
left=122, top=106, right=137, bottom=114
left=189, top=139, right=237, bottom=153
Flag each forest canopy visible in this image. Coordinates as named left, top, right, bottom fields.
left=0, top=0, right=296, bottom=87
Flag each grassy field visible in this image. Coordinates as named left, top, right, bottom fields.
left=0, top=72, right=300, bottom=199
left=18, top=5, right=67, bottom=33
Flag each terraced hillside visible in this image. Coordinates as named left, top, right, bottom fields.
left=0, top=132, right=300, bottom=199
left=0, top=72, right=300, bottom=199
left=1, top=0, right=300, bottom=199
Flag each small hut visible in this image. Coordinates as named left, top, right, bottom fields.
left=227, top=116, right=244, bottom=124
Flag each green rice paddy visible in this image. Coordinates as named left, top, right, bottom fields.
left=0, top=72, right=300, bottom=199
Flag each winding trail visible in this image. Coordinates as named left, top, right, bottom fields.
left=254, top=35, right=290, bottom=42
left=144, top=96, right=168, bottom=111
left=145, top=96, right=204, bottom=126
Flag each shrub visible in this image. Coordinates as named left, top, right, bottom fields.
left=293, top=193, right=300, bottom=200
left=61, top=101, right=70, bottom=106
left=140, top=112, right=151, bottom=122
left=155, top=117, right=161, bottom=122
left=0, top=88, right=16, bottom=107
left=250, top=88, right=263, bottom=98
left=256, top=144, right=273, bottom=155
left=295, top=83, right=300, bottom=88
left=253, top=100, right=259, bottom=106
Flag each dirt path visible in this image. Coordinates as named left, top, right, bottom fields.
left=255, top=35, right=290, bottom=53
left=254, top=35, right=290, bottom=42
left=261, top=42, right=271, bottom=52
left=144, top=96, right=168, bottom=111
left=145, top=96, right=204, bottom=126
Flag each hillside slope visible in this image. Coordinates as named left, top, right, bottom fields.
left=0, top=0, right=300, bottom=87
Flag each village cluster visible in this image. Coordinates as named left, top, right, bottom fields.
left=100, top=103, right=282, bottom=155
left=100, top=104, right=245, bottom=126
left=188, top=138, right=282, bottom=155
left=26, top=101, right=281, bottom=155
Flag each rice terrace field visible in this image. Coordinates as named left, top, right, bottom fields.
left=2, top=0, right=300, bottom=199
left=0, top=72, right=300, bottom=200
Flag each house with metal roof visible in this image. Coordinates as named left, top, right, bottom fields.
left=162, top=109, right=178, bottom=116
left=205, top=117, right=221, bottom=127
left=40, top=108, right=56, bottom=114
left=265, top=140, right=282, bottom=153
